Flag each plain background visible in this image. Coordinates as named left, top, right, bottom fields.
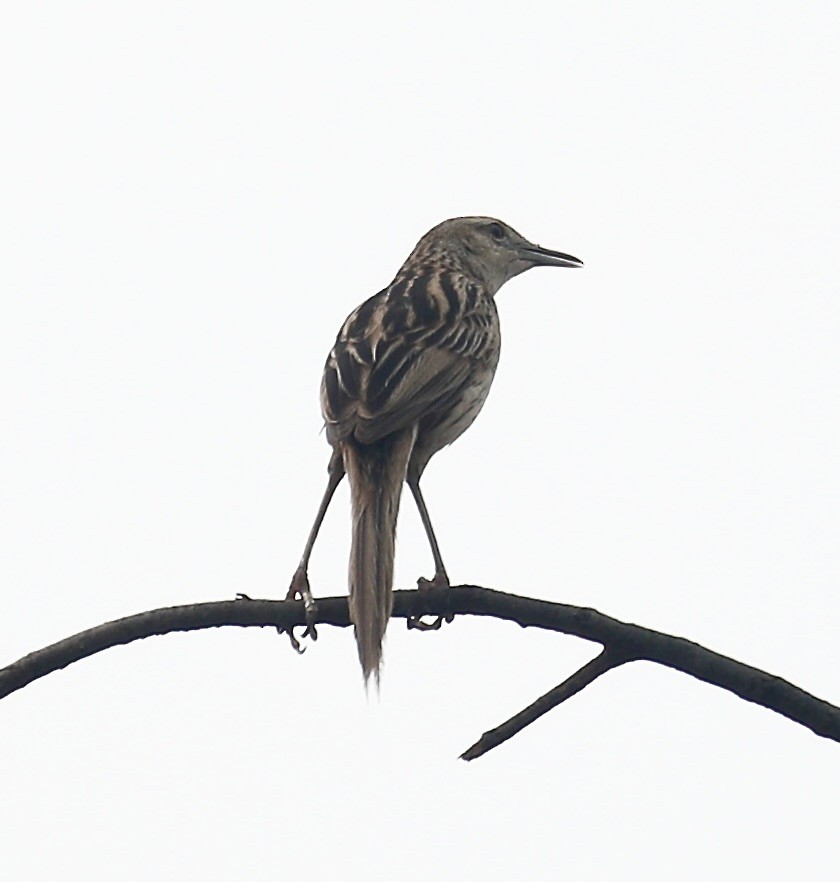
left=2, top=2, right=839, bottom=879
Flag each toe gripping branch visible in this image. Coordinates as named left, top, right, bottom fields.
left=283, top=567, right=319, bottom=653
left=407, top=572, right=454, bottom=632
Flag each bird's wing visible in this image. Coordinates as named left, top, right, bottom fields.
left=321, top=272, right=494, bottom=445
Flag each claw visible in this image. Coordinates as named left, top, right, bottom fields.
left=285, top=626, right=305, bottom=654
left=408, top=572, right=453, bottom=631
left=407, top=614, right=444, bottom=632
left=284, top=567, right=319, bottom=651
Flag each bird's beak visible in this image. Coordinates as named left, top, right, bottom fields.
left=520, top=244, right=584, bottom=269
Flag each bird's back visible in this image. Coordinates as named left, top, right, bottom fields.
left=321, top=264, right=501, bottom=471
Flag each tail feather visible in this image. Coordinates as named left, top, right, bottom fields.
left=343, top=427, right=416, bottom=685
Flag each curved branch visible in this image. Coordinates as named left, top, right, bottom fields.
left=1, top=586, right=838, bottom=759
left=446, top=586, right=840, bottom=746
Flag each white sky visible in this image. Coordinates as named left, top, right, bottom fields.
left=2, top=2, right=839, bottom=879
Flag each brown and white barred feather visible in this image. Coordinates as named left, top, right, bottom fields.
left=320, top=264, right=501, bottom=683
left=321, top=268, right=500, bottom=451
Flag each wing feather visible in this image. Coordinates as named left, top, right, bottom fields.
left=321, top=271, right=496, bottom=446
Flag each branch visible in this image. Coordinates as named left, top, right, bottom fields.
left=1, top=586, right=838, bottom=760
left=460, top=647, right=631, bottom=760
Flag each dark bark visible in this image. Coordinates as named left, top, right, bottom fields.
left=2, top=585, right=838, bottom=759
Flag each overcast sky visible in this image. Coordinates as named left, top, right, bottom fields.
left=2, top=2, right=839, bottom=879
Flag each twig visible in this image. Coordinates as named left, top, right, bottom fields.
left=460, top=647, right=630, bottom=760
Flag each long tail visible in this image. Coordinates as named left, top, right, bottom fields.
left=342, top=427, right=416, bottom=685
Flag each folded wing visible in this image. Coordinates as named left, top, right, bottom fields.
left=321, top=272, right=494, bottom=446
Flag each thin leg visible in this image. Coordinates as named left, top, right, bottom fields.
left=407, top=474, right=449, bottom=583
left=292, top=459, right=345, bottom=583
left=285, top=455, right=345, bottom=648
left=407, top=474, right=452, bottom=631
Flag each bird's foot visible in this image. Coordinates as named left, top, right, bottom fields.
left=283, top=567, right=319, bottom=653
left=408, top=571, right=453, bottom=631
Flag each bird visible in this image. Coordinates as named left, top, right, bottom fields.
left=288, top=216, right=583, bottom=684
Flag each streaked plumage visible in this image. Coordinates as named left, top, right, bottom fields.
left=288, top=217, right=583, bottom=683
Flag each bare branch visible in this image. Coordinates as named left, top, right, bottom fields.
left=1, top=586, right=838, bottom=759
left=0, top=595, right=347, bottom=701
left=460, top=648, right=630, bottom=760
left=443, top=586, right=840, bottom=746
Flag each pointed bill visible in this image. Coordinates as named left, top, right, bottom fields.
left=521, top=244, right=584, bottom=268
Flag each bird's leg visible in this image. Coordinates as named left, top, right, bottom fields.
left=406, top=474, right=453, bottom=631
left=285, top=454, right=345, bottom=652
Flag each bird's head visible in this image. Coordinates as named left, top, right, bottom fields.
left=406, top=216, right=583, bottom=294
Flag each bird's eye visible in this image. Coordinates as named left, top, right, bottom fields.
left=488, top=223, right=505, bottom=241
